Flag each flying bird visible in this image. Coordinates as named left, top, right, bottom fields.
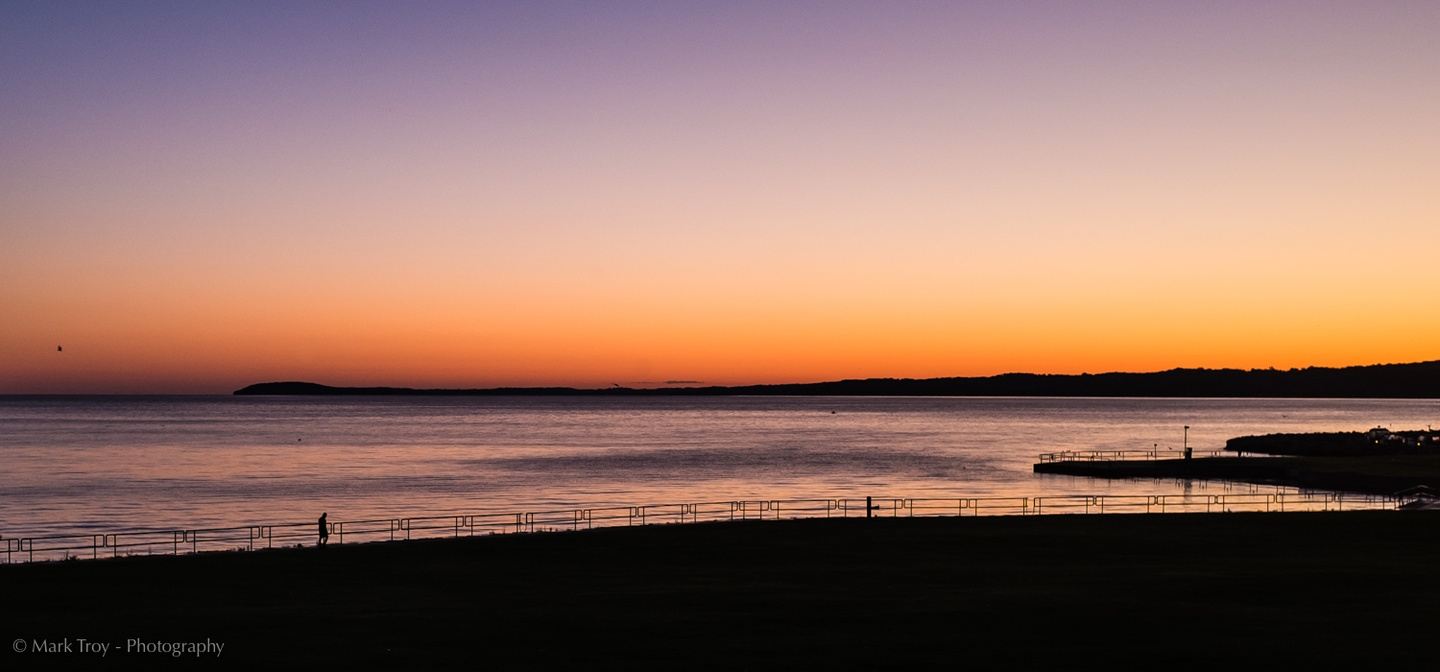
left=57, top=345, right=62, bottom=352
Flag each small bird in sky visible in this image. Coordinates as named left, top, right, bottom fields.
left=57, top=345, right=62, bottom=352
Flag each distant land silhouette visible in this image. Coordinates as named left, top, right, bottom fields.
left=235, top=360, right=1440, bottom=398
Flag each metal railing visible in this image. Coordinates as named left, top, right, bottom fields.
left=1037, top=449, right=1233, bottom=463
left=0, top=491, right=1398, bottom=565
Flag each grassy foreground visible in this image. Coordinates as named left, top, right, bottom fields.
left=6, top=512, right=1440, bottom=668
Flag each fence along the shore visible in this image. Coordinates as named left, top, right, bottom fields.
left=0, top=491, right=1399, bottom=564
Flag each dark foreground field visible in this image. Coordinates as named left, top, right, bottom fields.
left=7, top=512, right=1439, bottom=669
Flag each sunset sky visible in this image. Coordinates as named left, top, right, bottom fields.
left=3, top=1, right=1438, bottom=393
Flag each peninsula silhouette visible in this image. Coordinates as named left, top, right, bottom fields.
left=235, top=360, right=1440, bottom=398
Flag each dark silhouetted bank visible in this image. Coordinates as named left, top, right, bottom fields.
left=235, top=359, right=1440, bottom=397
left=7, top=513, right=1439, bottom=667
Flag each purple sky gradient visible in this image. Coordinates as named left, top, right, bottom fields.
left=3, top=2, right=1439, bottom=392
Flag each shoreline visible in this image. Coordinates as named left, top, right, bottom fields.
left=231, top=360, right=1440, bottom=397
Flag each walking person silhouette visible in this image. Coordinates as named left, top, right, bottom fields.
left=318, top=512, right=330, bottom=547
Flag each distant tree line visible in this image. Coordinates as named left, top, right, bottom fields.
left=235, top=360, right=1440, bottom=398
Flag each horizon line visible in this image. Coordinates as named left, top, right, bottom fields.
left=5, top=358, right=1437, bottom=396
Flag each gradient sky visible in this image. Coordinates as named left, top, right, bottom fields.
left=3, top=1, right=1438, bottom=393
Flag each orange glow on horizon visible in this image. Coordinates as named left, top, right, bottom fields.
left=4, top=3, right=1439, bottom=393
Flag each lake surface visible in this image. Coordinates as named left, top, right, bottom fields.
left=2, top=396, right=1437, bottom=537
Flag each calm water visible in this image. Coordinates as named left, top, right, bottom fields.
left=2, top=396, right=1437, bottom=537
